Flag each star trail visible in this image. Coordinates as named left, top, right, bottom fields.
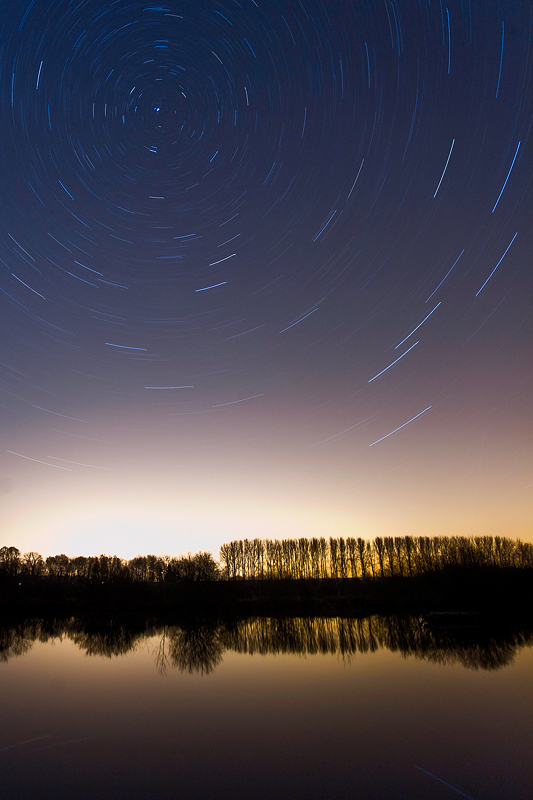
left=1, top=0, right=531, bottom=557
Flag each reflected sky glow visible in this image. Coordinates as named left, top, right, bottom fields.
left=1, top=616, right=532, bottom=799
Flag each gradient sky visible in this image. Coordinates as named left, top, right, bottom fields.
left=1, top=0, right=531, bottom=558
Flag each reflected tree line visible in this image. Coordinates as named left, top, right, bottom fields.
left=1, top=535, right=532, bottom=584
left=1, top=614, right=532, bottom=674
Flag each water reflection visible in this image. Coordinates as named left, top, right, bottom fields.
left=154, top=622, right=224, bottom=676
left=1, top=614, right=531, bottom=674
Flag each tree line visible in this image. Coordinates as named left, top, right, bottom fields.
left=0, top=547, right=219, bottom=583
left=1, top=535, right=532, bottom=585
left=218, top=535, right=533, bottom=580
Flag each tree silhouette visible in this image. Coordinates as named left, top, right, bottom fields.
left=374, top=537, right=385, bottom=577
left=0, top=546, right=21, bottom=578
left=22, top=551, right=44, bottom=577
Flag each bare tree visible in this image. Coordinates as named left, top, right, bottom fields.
left=366, top=541, right=376, bottom=577
left=338, top=537, right=347, bottom=579
left=356, top=538, right=367, bottom=578
left=23, top=551, right=44, bottom=577
left=0, top=546, right=21, bottom=578
left=219, top=543, right=233, bottom=580
left=404, top=536, right=414, bottom=577
left=394, top=538, right=405, bottom=577
left=383, top=537, right=395, bottom=577
left=45, top=554, right=70, bottom=578
left=374, top=537, right=385, bottom=578
left=253, top=539, right=265, bottom=579
left=346, top=537, right=358, bottom=578
left=329, top=537, right=339, bottom=578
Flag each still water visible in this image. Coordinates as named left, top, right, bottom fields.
left=1, top=615, right=532, bottom=799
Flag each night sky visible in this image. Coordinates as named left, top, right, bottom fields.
left=1, top=0, right=531, bottom=558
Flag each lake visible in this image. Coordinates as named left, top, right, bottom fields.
left=1, top=615, right=532, bottom=799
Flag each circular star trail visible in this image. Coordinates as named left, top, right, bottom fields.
left=1, top=0, right=532, bottom=556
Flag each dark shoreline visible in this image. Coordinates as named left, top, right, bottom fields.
left=2, top=566, right=532, bottom=622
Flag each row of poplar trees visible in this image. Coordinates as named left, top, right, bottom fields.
left=218, top=535, right=533, bottom=581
